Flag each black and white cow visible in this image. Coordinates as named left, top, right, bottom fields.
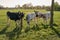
left=35, top=11, right=51, bottom=24
left=7, top=11, right=24, bottom=21
left=25, top=11, right=39, bottom=27
left=7, top=11, right=24, bottom=27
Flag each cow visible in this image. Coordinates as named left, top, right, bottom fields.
left=7, top=11, right=24, bottom=21
left=25, top=10, right=40, bottom=27
left=7, top=11, right=24, bottom=27
left=35, top=11, right=51, bottom=24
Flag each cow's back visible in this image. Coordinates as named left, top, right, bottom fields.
left=7, top=12, right=20, bottom=21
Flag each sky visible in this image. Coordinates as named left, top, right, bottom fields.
left=0, top=0, right=60, bottom=7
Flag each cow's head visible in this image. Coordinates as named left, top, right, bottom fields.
left=18, top=11, right=24, bottom=19
left=34, top=10, right=39, bottom=17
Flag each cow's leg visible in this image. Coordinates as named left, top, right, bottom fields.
left=7, top=17, right=10, bottom=27
left=16, top=20, right=20, bottom=27
left=27, top=21, right=30, bottom=27
left=36, top=17, right=39, bottom=25
left=15, top=20, right=20, bottom=32
left=16, top=20, right=22, bottom=38
left=15, top=21, right=17, bottom=28
left=45, top=17, right=48, bottom=25
left=45, top=19, right=47, bottom=25
left=25, top=21, right=30, bottom=33
left=34, top=17, right=38, bottom=26
left=34, top=17, right=36, bottom=26
left=43, top=18, right=49, bottom=28
left=15, top=20, right=20, bottom=38
left=42, top=18, right=44, bottom=24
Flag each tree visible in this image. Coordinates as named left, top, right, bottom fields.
left=15, top=5, right=20, bottom=8
left=42, top=5, right=46, bottom=9
left=50, top=0, right=54, bottom=27
left=0, top=5, right=4, bottom=9
left=45, top=2, right=60, bottom=11
left=45, top=6, right=51, bottom=11
left=54, top=2, right=60, bottom=11
left=22, top=3, right=33, bottom=9
left=34, top=6, right=41, bottom=9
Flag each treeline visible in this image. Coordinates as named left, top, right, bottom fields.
left=54, top=2, right=60, bottom=11
left=0, top=2, right=60, bottom=11
left=46, top=2, right=60, bottom=11
left=14, top=3, right=48, bottom=9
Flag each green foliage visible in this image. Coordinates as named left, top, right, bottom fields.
left=46, top=2, right=60, bottom=11
left=54, top=2, right=60, bottom=11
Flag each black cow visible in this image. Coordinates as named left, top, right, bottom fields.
left=7, top=11, right=24, bottom=27
left=7, top=11, right=24, bottom=21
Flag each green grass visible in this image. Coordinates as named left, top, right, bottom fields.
left=0, top=9, right=60, bottom=40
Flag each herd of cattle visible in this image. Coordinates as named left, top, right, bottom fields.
left=7, top=10, right=51, bottom=27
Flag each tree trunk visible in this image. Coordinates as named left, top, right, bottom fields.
left=50, top=0, right=54, bottom=27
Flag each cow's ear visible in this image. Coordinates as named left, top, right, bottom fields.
left=22, top=12, right=25, bottom=14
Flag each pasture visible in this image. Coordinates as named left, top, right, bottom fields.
left=0, top=9, right=60, bottom=40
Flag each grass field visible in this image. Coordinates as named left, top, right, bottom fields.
left=0, top=9, right=60, bottom=40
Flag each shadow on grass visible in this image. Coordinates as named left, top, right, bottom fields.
left=0, top=22, right=59, bottom=40
left=41, top=23, right=49, bottom=29
left=25, top=24, right=40, bottom=33
left=50, top=24, right=60, bottom=38
left=25, top=26, right=31, bottom=33
left=0, top=25, right=9, bottom=34
left=5, top=26, right=22, bottom=40
left=53, top=23, right=58, bottom=26
left=31, top=24, right=40, bottom=31
left=41, top=23, right=58, bottom=29
left=0, top=24, right=22, bottom=40
left=41, top=23, right=60, bottom=37
left=6, top=32, right=16, bottom=40
left=0, top=25, right=16, bottom=40
left=16, top=26, right=22, bottom=38
left=50, top=26, right=60, bottom=38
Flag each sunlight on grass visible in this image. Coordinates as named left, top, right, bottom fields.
left=0, top=9, right=60, bottom=40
